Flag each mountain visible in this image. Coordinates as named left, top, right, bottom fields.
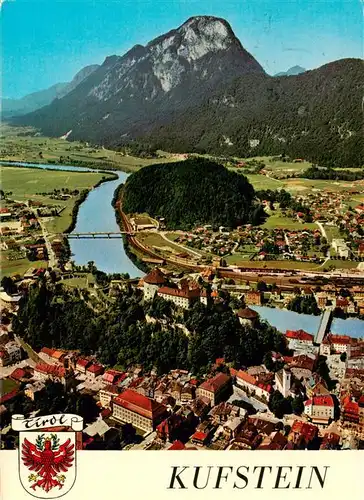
left=274, top=65, right=306, bottom=77
left=12, top=17, right=363, bottom=167
left=123, top=157, right=262, bottom=228
left=2, top=65, right=99, bottom=118
left=12, top=16, right=264, bottom=139
left=146, top=59, right=363, bottom=167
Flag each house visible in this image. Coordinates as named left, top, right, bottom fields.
left=196, top=373, right=232, bottom=406
left=222, top=417, right=243, bottom=440
left=103, top=369, right=124, bottom=385
left=33, top=363, right=69, bottom=386
left=111, top=389, right=167, bottom=432
left=190, top=430, right=209, bottom=447
left=156, top=414, right=185, bottom=442
left=0, top=341, right=22, bottom=367
left=85, top=363, right=104, bottom=379
left=320, top=334, right=352, bottom=356
left=244, top=291, right=262, bottom=306
left=288, top=420, right=318, bottom=449
left=99, top=385, right=121, bottom=408
left=143, top=268, right=167, bottom=300
left=320, top=432, right=341, bottom=450
left=257, top=431, right=287, bottom=450
left=235, top=370, right=272, bottom=399
left=341, top=395, right=359, bottom=424
left=285, top=329, right=314, bottom=345
left=75, top=358, right=92, bottom=374
left=304, top=395, right=335, bottom=425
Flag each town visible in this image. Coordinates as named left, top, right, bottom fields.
left=1, top=263, right=363, bottom=451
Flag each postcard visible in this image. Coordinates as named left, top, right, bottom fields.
left=0, top=1, right=363, bottom=499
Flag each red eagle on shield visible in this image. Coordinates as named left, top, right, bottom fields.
left=21, top=434, right=75, bottom=493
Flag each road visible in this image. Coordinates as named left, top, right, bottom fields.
left=159, top=231, right=202, bottom=258
left=228, top=386, right=269, bottom=412
left=38, top=218, right=57, bottom=268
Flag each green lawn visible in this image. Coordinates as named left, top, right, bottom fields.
left=262, top=212, right=317, bottom=230
left=324, top=225, right=342, bottom=243
left=246, top=174, right=285, bottom=190
left=0, top=378, right=20, bottom=395
left=0, top=250, right=47, bottom=278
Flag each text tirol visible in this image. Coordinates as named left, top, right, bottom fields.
left=168, top=465, right=329, bottom=490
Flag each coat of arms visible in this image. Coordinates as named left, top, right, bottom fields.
left=12, top=413, right=83, bottom=499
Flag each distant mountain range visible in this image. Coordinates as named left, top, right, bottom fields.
left=10, top=16, right=364, bottom=167
left=2, top=65, right=99, bottom=118
left=274, top=65, right=306, bottom=77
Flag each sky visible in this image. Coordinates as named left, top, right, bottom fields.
left=1, top=0, right=363, bottom=99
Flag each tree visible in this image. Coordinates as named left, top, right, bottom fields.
left=291, top=396, right=304, bottom=415
left=1, top=276, right=17, bottom=295
left=263, top=352, right=274, bottom=371
left=340, top=352, right=347, bottom=362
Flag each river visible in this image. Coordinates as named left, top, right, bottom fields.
left=2, top=161, right=364, bottom=335
left=0, top=161, right=142, bottom=277
left=250, top=306, right=364, bottom=339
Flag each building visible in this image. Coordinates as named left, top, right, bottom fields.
left=304, top=395, right=335, bottom=425
left=320, top=334, right=352, bottom=356
left=275, top=366, right=292, bottom=398
left=235, top=370, right=272, bottom=399
left=111, top=389, right=167, bottom=432
left=143, top=268, right=167, bottom=300
left=103, top=369, right=124, bottom=385
left=33, top=363, right=70, bottom=387
left=0, top=341, right=22, bottom=367
left=157, top=283, right=200, bottom=309
left=99, top=385, right=121, bottom=408
left=86, top=363, right=104, bottom=379
left=244, top=291, right=262, bottom=306
left=285, top=329, right=314, bottom=345
left=288, top=420, right=318, bottom=449
left=75, top=358, right=92, bottom=374
left=196, top=373, right=232, bottom=406
left=332, top=239, right=349, bottom=259
left=236, top=307, right=259, bottom=327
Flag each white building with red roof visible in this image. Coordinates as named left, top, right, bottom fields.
left=143, top=268, right=167, bottom=300
left=235, top=370, right=272, bottom=399
left=286, top=329, right=314, bottom=345
left=320, top=334, right=352, bottom=356
left=304, top=395, right=335, bottom=425
left=34, top=363, right=68, bottom=386
left=157, top=283, right=200, bottom=309
left=111, top=389, right=167, bottom=432
left=86, top=363, right=104, bottom=379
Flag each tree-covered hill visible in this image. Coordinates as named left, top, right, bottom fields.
left=122, top=158, right=264, bottom=229
left=145, top=59, right=364, bottom=167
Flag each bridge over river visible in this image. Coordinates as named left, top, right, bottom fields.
left=315, top=307, right=333, bottom=344
left=55, top=231, right=134, bottom=239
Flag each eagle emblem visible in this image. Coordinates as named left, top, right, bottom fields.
left=22, top=434, right=75, bottom=493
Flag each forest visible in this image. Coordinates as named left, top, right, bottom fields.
left=12, top=281, right=287, bottom=376
left=302, top=166, right=364, bottom=181
left=122, top=158, right=265, bottom=229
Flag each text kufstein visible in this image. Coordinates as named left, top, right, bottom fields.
left=168, top=465, right=329, bottom=490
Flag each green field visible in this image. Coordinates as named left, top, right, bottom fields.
left=262, top=212, right=317, bottom=230
left=0, top=251, right=48, bottom=279
left=1, top=166, right=109, bottom=198
left=246, top=174, right=285, bottom=190
left=0, top=124, right=179, bottom=172
left=0, top=378, right=20, bottom=395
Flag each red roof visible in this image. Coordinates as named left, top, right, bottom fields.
left=103, top=369, right=124, bottom=384
left=40, top=347, right=55, bottom=357
left=158, top=285, right=200, bottom=299
left=191, top=431, right=207, bottom=442
left=237, top=307, right=258, bottom=319
left=304, top=395, right=334, bottom=407
left=168, top=440, right=186, bottom=450
left=198, top=373, right=230, bottom=393
left=0, top=388, right=19, bottom=404
left=329, top=334, right=352, bottom=345
left=286, top=329, right=314, bottom=342
left=76, top=358, right=91, bottom=368
left=236, top=370, right=257, bottom=386
left=10, top=368, right=26, bottom=381
left=35, top=363, right=66, bottom=378
left=86, top=363, right=104, bottom=374
left=291, top=420, right=318, bottom=442
left=143, top=268, right=167, bottom=285
left=113, top=389, right=166, bottom=420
